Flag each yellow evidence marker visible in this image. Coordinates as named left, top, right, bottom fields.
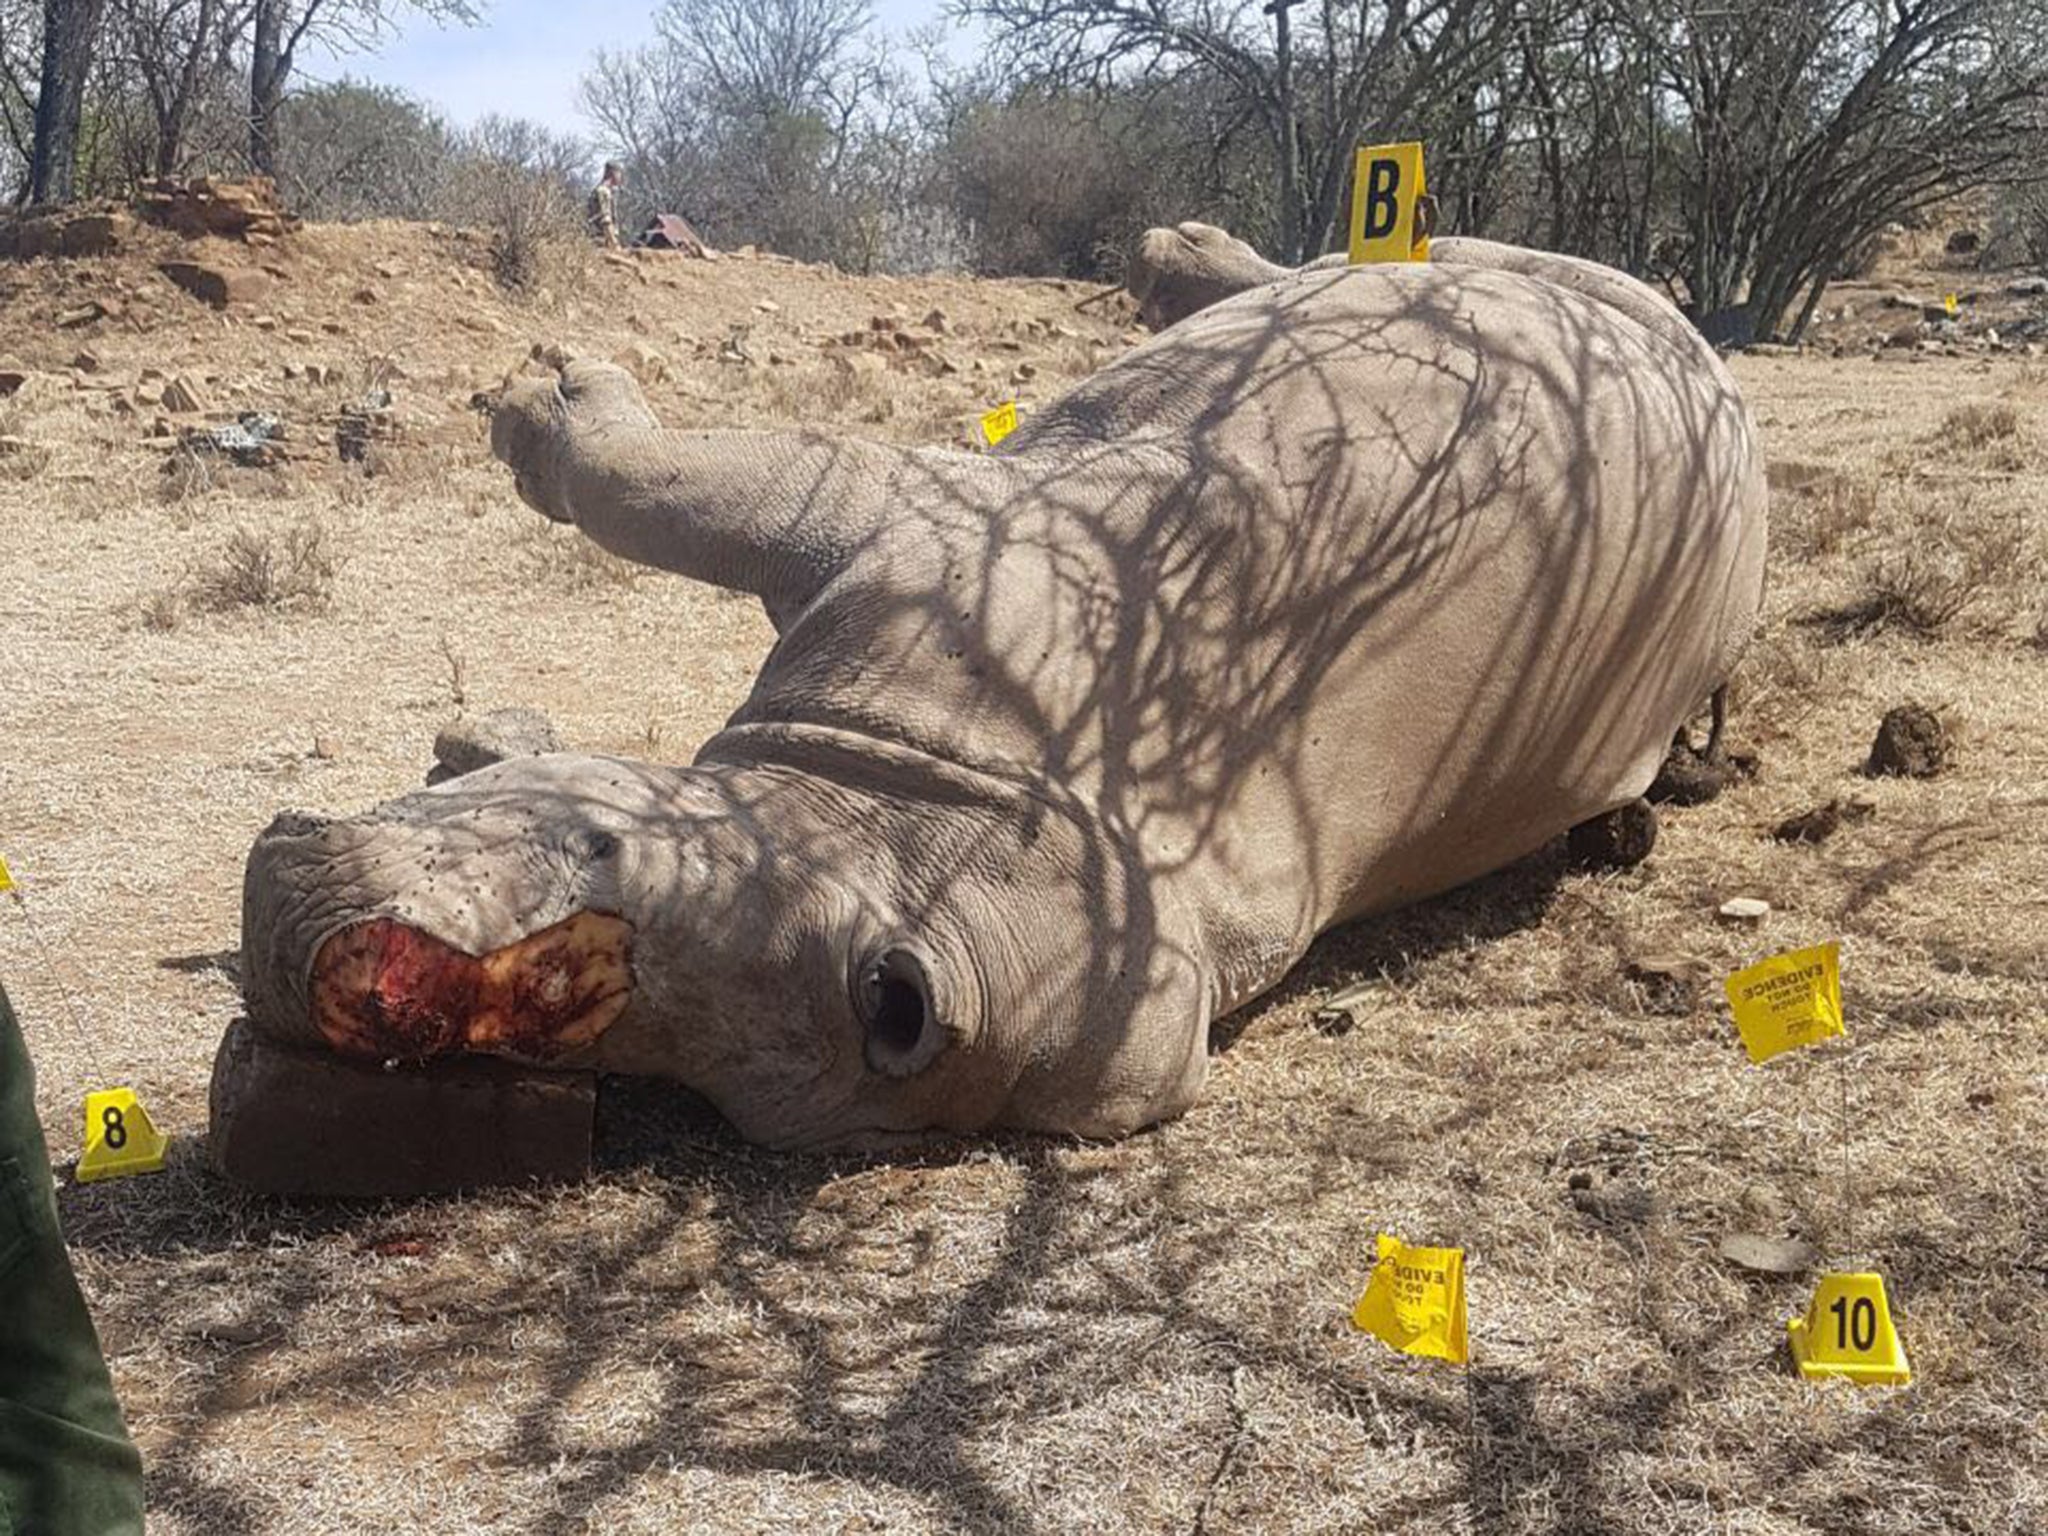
left=1944, top=292, right=1959, bottom=315
left=1349, top=141, right=1430, bottom=265
left=980, top=400, right=1019, bottom=447
left=77, top=1088, right=168, bottom=1182
left=1351, top=1232, right=1468, bottom=1365
left=1724, top=941, right=1843, bottom=1065
left=1788, top=1272, right=1911, bottom=1386
left=0, top=852, right=13, bottom=894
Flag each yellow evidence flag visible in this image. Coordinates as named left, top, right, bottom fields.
left=980, top=401, right=1019, bottom=447
left=1724, top=941, right=1843, bottom=1065
left=1351, top=1233, right=1468, bottom=1364
left=0, top=852, right=13, bottom=894
left=1348, top=142, right=1429, bottom=265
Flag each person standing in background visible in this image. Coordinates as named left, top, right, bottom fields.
left=588, top=161, right=625, bottom=249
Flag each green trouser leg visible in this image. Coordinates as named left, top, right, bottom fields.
left=0, top=980, right=145, bottom=1536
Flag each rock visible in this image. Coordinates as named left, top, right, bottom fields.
left=922, top=308, right=950, bottom=333
left=55, top=302, right=109, bottom=328
left=1567, top=798, right=1659, bottom=868
left=1012, top=362, right=1038, bottom=383
left=1865, top=704, right=1948, bottom=779
left=0, top=436, right=34, bottom=457
left=1770, top=797, right=1876, bottom=845
left=1945, top=228, right=1982, bottom=256
left=0, top=369, right=27, bottom=398
left=1623, top=954, right=1704, bottom=1015
left=160, top=374, right=211, bottom=415
left=1718, top=1232, right=1816, bottom=1276
left=430, top=706, right=562, bottom=782
left=57, top=211, right=130, bottom=257
left=754, top=299, right=781, bottom=314
left=160, top=260, right=274, bottom=310
left=352, top=286, right=380, bottom=305
left=137, top=175, right=299, bottom=242
left=207, top=1017, right=595, bottom=1196
left=70, top=349, right=101, bottom=373
left=609, top=343, right=670, bottom=385
left=1311, top=979, right=1381, bottom=1036
left=310, top=735, right=340, bottom=761
left=2009, top=276, right=2048, bottom=297
left=1717, top=897, right=1771, bottom=924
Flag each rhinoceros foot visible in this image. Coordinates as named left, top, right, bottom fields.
left=311, top=910, right=633, bottom=1065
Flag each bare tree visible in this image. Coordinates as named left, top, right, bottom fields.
left=1640, top=0, right=2048, bottom=342
left=247, top=0, right=475, bottom=175
left=28, top=0, right=107, bottom=205
left=962, top=0, right=1508, bottom=262
left=274, top=77, right=450, bottom=218
left=107, top=0, right=246, bottom=177
left=1, top=0, right=41, bottom=200
left=580, top=0, right=912, bottom=266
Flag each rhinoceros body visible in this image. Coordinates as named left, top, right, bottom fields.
left=229, top=244, right=1766, bottom=1163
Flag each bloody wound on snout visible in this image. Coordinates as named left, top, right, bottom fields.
left=311, top=910, right=633, bottom=1062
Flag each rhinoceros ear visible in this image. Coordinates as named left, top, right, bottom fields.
left=855, top=947, right=951, bottom=1078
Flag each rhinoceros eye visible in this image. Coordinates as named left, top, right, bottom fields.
left=571, top=828, right=619, bottom=861
left=857, top=947, right=939, bottom=1077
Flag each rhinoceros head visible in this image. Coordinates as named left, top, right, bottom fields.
left=239, top=750, right=1209, bottom=1150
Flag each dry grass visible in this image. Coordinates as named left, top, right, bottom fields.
left=1, top=224, right=2044, bottom=1536
left=515, top=522, right=645, bottom=592
left=189, top=520, right=343, bottom=614
left=1811, top=499, right=2039, bottom=640
left=1938, top=399, right=2020, bottom=448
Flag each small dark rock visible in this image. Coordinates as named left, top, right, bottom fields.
left=1567, top=798, right=1658, bottom=868
left=1865, top=704, right=1949, bottom=779
left=1624, top=954, right=1704, bottom=1016
left=1769, top=796, right=1877, bottom=845
left=430, top=706, right=562, bottom=783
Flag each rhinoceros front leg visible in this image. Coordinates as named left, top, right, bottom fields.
left=481, top=358, right=989, bottom=621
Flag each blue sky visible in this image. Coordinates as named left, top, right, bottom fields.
left=311, top=0, right=969, bottom=137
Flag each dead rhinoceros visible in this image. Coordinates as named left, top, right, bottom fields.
left=215, top=243, right=1766, bottom=1192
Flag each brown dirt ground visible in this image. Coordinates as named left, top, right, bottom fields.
left=1, top=220, right=2045, bottom=1535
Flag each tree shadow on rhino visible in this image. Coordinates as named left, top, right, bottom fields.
left=215, top=239, right=1764, bottom=1191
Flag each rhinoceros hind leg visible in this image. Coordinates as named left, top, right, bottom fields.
left=1651, top=686, right=1738, bottom=805
left=1567, top=798, right=1659, bottom=870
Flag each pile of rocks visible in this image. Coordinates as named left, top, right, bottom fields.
left=0, top=206, right=135, bottom=261
left=821, top=312, right=960, bottom=377
left=136, top=176, right=299, bottom=245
